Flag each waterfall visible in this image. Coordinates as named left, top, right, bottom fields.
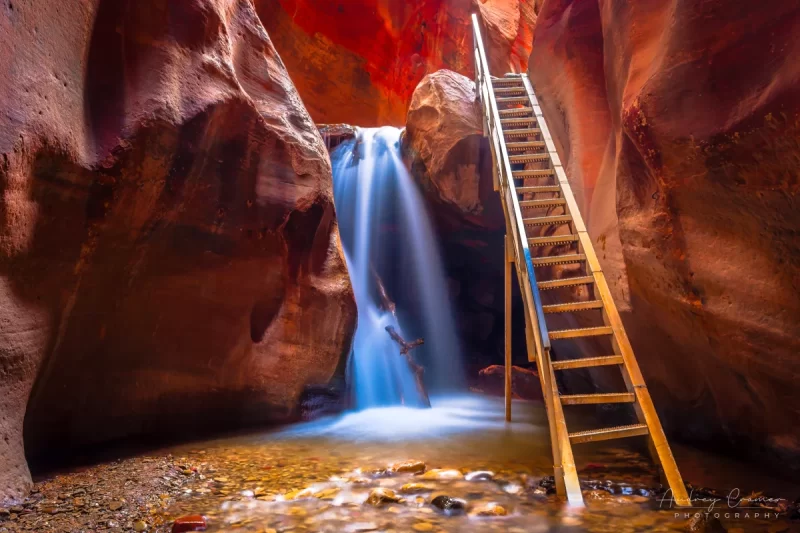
left=331, top=127, right=464, bottom=410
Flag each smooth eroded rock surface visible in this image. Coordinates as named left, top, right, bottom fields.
left=404, top=70, right=503, bottom=230
left=0, top=0, right=355, bottom=501
left=530, top=0, right=800, bottom=467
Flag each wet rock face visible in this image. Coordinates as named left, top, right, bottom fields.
left=530, top=0, right=800, bottom=466
left=254, top=0, right=537, bottom=125
left=0, top=0, right=356, bottom=501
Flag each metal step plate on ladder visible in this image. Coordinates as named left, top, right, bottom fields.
left=560, top=392, right=635, bottom=405
left=537, top=275, right=593, bottom=289
left=531, top=253, right=586, bottom=267
left=569, top=424, right=649, bottom=444
left=551, top=355, right=624, bottom=370
left=501, top=118, right=537, bottom=127
left=542, top=300, right=604, bottom=314
left=499, top=107, right=533, bottom=117
left=495, top=96, right=529, bottom=105
left=549, top=326, right=613, bottom=340
left=513, top=169, right=554, bottom=178
left=528, top=235, right=578, bottom=247
left=507, top=142, right=545, bottom=151
left=494, top=86, right=526, bottom=95
left=524, top=215, right=573, bottom=227
left=516, top=185, right=561, bottom=194
left=504, top=128, right=542, bottom=138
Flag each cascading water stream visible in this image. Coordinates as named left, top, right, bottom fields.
left=332, top=127, right=464, bottom=410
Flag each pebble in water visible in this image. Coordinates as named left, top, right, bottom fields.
left=399, top=483, right=433, bottom=494
left=431, top=495, right=467, bottom=516
left=470, top=502, right=508, bottom=517
left=421, top=469, right=463, bottom=480
left=391, top=460, right=426, bottom=474
left=171, top=514, right=208, bottom=532
left=464, top=471, right=495, bottom=482
left=366, top=488, right=402, bottom=506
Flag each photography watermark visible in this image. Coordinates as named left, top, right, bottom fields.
left=659, top=488, right=787, bottom=521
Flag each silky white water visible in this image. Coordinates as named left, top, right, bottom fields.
left=331, top=127, right=464, bottom=409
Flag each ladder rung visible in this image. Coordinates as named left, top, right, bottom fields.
left=494, top=86, right=526, bottom=95
left=492, top=76, right=524, bottom=85
left=569, top=424, right=649, bottom=444
left=504, top=128, right=541, bottom=137
left=499, top=107, right=533, bottom=117
left=524, top=215, right=572, bottom=227
left=509, top=154, right=549, bottom=164
left=528, top=234, right=578, bottom=247
left=508, top=146, right=545, bottom=157
left=537, top=275, right=592, bottom=289
left=542, top=300, right=604, bottom=314
left=513, top=169, right=554, bottom=178
left=517, top=185, right=561, bottom=194
left=549, top=326, right=614, bottom=339
left=552, top=355, right=624, bottom=371
left=560, top=392, right=635, bottom=405
left=532, top=253, right=586, bottom=267
left=506, top=142, right=544, bottom=151
left=519, top=198, right=566, bottom=208
left=501, top=118, right=537, bottom=126
left=495, top=96, right=528, bottom=105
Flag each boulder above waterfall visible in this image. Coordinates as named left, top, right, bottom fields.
left=0, top=0, right=355, bottom=501
left=403, top=70, right=504, bottom=231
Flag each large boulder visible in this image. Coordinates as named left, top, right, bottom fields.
left=254, top=0, right=537, bottom=125
left=404, top=70, right=504, bottom=230
left=530, top=0, right=800, bottom=469
left=0, top=0, right=356, bottom=501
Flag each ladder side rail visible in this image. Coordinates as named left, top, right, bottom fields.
left=522, top=75, right=690, bottom=507
left=471, top=14, right=551, bottom=358
left=474, top=14, right=575, bottom=502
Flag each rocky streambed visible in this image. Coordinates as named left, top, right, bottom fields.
left=1, top=396, right=797, bottom=532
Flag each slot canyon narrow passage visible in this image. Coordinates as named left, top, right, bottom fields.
left=0, top=1, right=799, bottom=532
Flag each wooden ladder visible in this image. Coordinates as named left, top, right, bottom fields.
left=472, top=14, right=689, bottom=507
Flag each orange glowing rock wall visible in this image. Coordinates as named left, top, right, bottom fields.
left=530, top=0, right=800, bottom=467
left=0, top=0, right=356, bottom=501
left=256, top=0, right=536, bottom=125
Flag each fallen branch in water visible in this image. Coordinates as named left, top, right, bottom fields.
left=386, top=325, right=430, bottom=408
left=372, top=268, right=396, bottom=316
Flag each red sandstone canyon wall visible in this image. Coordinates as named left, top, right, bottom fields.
left=0, top=0, right=355, bottom=501
left=255, top=0, right=536, bottom=125
left=530, top=0, right=800, bottom=467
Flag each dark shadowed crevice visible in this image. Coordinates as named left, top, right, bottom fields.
left=283, top=202, right=326, bottom=279
left=84, top=0, right=127, bottom=157
left=250, top=285, right=285, bottom=343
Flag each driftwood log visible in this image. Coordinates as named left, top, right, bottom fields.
left=386, top=325, right=431, bottom=408
left=371, top=269, right=431, bottom=407
left=373, top=268, right=396, bottom=316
